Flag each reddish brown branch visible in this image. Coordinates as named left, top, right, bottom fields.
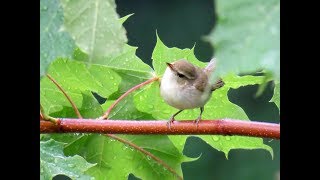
left=100, top=77, right=159, bottom=119
left=106, top=134, right=182, bottom=179
left=46, top=74, right=83, bottom=119
left=40, top=119, right=280, bottom=139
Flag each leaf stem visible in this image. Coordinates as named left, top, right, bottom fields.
left=40, top=119, right=280, bottom=139
left=46, top=74, right=83, bottom=119
left=106, top=134, right=182, bottom=180
left=99, top=76, right=159, bottom=119
left=40, top=104, right=59, bottom=124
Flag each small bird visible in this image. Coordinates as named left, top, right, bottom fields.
left=160, top=58, right=224, bottom=129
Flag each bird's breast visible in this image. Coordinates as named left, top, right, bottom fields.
left=160, top=69, right=212, bottom=109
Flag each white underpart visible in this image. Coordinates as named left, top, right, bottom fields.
left=160, top=68, right=212, bottom=110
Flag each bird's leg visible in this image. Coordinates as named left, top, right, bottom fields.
left=194, top=107, right=204, bottom=128
left=167, top=109, right=184, bottom=129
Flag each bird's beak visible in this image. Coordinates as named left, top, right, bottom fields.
left=166, top=62, right=174, bottom=70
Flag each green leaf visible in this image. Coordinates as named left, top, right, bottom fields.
left=207, top=0, right=280, bottom=81
left=40, top=139, right=95, bottom=180
left=40, top=0, right=75, bottom=77
left=50, top=91, right=104, bottom=118
left=40, top=58, right=121, bottom=116
left=270, top=81, right=280, bottom=111
left=99, top=44, right=153, bottom=79
left=101, top=95, right=152, bottom=120
left=52, top=132, right=192, bottom=179
left=255, top=71, right=274, bottom=97
left=223, top=74, right=265, bottom=89
left=79, top=92, right=104, bottom=118
left=77, top=135, right=192, bottom=180
left=73, top=44, right=152, bottom=77
left=152, top=34, right=206, bottom=76
left=74, top=45, right=154, bottom=96
left=73, top=44, right=153, bottom=94
left=199, top=135, right=273, bottom=159
left=61, top=0, right=127, bottom=62
left=73, top=47, right=89, bottom=62
left=134, top=36, right=273, bottom=158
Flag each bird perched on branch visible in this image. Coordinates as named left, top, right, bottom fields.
left=160, top=58, right=224, bottom=129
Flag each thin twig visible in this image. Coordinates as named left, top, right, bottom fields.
left=46, top=74, right=83, bottom=119
left=106, top=134, right=183, bottom=180
left=40, top=119, right=280, bottom=139
left=100, top=76, right=159, bottom=119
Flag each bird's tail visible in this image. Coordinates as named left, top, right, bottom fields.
left=204, top=58, right=216, bottom=74
left=205, top=58, right=224, bottom=90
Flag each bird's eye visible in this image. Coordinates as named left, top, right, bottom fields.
left=177, top=73, right=185, bottom=78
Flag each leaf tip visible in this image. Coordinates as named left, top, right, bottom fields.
left=267, top=146, right=274, bottom=160
left=224, top=151, right=230, bottom=160
left=182, top=153, right=201, bottom=163
left=191, top=42, right=196, bottom=51
left=154, top=30, right=166, bottom=53
left=155, top=29, right=160, bottom=41
left=120, top=13, right=134, bottom=24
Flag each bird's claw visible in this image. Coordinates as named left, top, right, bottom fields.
left=167, top=117, right=175, bottom=130
left=194, top=117, right=201, bottom=128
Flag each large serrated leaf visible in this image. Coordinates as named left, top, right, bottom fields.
left=98, top=44, right=153, bottom=79
left=40, top=139, right=95, bottom=180
left=133, top=35, right=273, bottom=158
left=207, top=0, right=280, bottom=81
left=61, top=0, right=127, bottom=62
left=73, top=44, right=154, bottom=97
left=152, top=34, right=206, bottom=76
left=74, top=44, right=153, bottom=80
left=65, top=135, right=193, bottom=180
left=40, top=58, right=121, bottom=116
left=40, top=0, right=75, bottom=77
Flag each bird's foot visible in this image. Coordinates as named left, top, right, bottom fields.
left=194, top=116, right=201, bottom=128
left=167, top=117, right=175, bottom=130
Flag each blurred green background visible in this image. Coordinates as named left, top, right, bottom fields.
left=115, top=0, right=280, bottom=180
